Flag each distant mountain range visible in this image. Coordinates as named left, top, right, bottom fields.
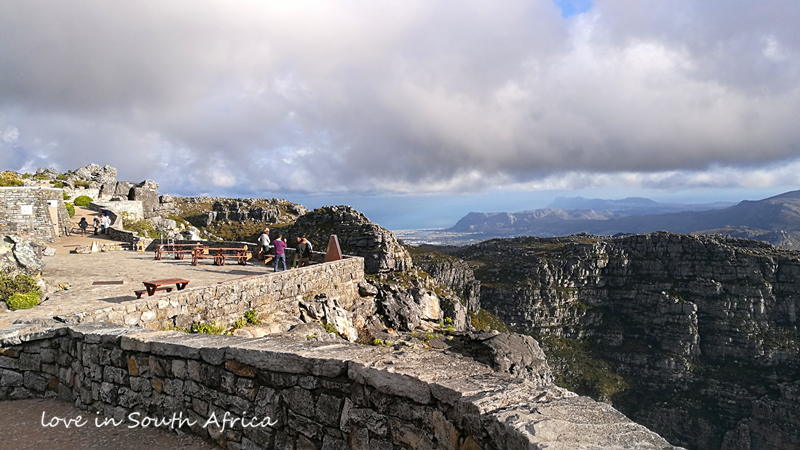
left=547, top=196, right=734, bottom=215
left=440, top=190, right=800, bottom=249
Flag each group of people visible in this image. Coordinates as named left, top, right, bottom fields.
left=77, top=214, right=111, bottom=237
left=256, top=228, right=314, bottom=272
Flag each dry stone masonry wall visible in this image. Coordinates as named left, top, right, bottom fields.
left=0, top=187, right=70, bottom=242
left=0, top=324, right=684, bottom=450
left=44, top=256, right=365, bottom=330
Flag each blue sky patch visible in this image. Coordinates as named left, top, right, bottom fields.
left=555, top=0, right=593, bottom=18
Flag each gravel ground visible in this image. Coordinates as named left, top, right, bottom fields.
left=0, top=398, right=218, bottom=449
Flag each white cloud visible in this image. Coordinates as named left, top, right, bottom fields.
left=2, top=125, right=19, bottom=143
left=0, top=0, right=798, bottom=197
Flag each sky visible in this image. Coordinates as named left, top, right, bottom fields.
left=2, top=1, right=800, bottom=229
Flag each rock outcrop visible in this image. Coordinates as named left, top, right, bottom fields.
left=456, top=232, right=800, bottom=450
left=175, top=197, right=307, bottom=228
left=72, top=163, right=117, bottom=184
left=408, top=246, right=481, bottom=312
left=366, top=269, right=469, bottom=332
left=448, top=330, right=554, bottom=386
left=0, top=235, right=44, bottom=275
left=282, top=206, right=411, bottom=274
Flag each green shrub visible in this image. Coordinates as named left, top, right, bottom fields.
left=244, top=308, right=260, bottom=325
left=0, top=273, right=41, bottom=310
left=233, top=317, right=246, bottom=329
left=189, top=321, right=227, bottom=334
left=74, top=180, right=91, bottom=188
left=6, top=292, right=39, bottom=310
left=21, top=173, right=33, bottom=179
left=0, top=172, right=23, bottom=187
left=56, top=174, right=67, bottom=180
left=65, top=203, right=75, bottom=217
left=33, top=173, right=50, bottom=180
left=322, top=322, right=337, bottom=334
left=51, top=181, right=64, bottom=188
left=63, top=191, right=69, bottom=200
left=120, top=212, right=157, bottom=238
left=73, top=195, right=93, bottom=207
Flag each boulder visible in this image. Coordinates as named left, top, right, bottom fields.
left=35, top=167, right=59, bottom=178
left=358, top=281, right=378, bottom=297
left=0, top=236, right=45, bottom=275
left=181, top=227, right=203, bottom=241
left=73, top=164, right=117, bottom=183
left=299, top=296, right=359, bottom=342
left=377, top=290, right=422, bottom=331
left=98, top=181, right=118, bottom=198
left=452, top=332, right=553, bottom=386
left=114, top=181, right=132, bottom=197
left=128, top=179, right=159, bottom=218
left=282, top=205, right=412, bottom=273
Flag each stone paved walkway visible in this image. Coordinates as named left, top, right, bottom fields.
left=0, top=399, right=217, bottom=449
left=1, top=227, right=278, bottom=329
left=0, top=205, right=275, bottom=448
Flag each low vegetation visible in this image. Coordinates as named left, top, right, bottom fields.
left=65, top=203, right=75, bottom=217
left=0, top=172, right=23, bottom=187
left=120, top=212, right=158, bottom=238
left=72, top=195, right=93, bottom=207
left=536, top=334, right=628, bottom=402
left=6, top=292, right=39, bottom=310
left=0, top=272, right=41, bottom=310
left=244, top=308, right=260, bottom=325
left=468, top=308, right=512, bottom=332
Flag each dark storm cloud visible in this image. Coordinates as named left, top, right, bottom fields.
left=1, top=0, right=799, bottom=194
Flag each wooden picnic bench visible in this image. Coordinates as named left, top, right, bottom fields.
left=191, top=246, right=251, bottom=266
left=134, top=278, right=190, bottom=298
left=154, top=243, right=201, bottom=261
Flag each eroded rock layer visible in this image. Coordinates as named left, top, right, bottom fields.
left=456, top=232, right=800, bottom=450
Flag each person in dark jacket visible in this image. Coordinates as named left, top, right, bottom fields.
left=294, top=237, right=312, bottom=267
left=78, top=217, right=89, bottom=236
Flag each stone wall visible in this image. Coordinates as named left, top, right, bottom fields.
left=65, top=187, right=101, bottom=202
left=90, top=200, right=144, bottom=222
left=0, top=324, right=683, bottom=450
left=53, top=256, right=364, bottom=330
left=0, top=187, right=70, bottom=242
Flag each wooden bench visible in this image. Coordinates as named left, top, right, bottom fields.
left=154, top=243, right=201, bottom=261
left=135, top=278, right=190, bottom=298
left=191, top=246, right=250, bottom=266
left=134, top=286, right=173, bottom=299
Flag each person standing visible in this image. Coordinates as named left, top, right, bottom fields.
left=257, top=228, right=273, bottom=264
left=78, top=217, right=89, bottom=236
left=100, top=214, right=111, bottom=235
left=93, top=215, right=101, bottom=235
left=272, top=234, right=288, bottom=272
left=295, top=237, right=312, bottom=268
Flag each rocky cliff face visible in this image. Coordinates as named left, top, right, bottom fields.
left=455, top=232, right=800, bottom=450
left=175, top=197, right=308, bottom=227
left=282, top=206, right=412, bottom=274
left=407, top=246, right=481, bottom=312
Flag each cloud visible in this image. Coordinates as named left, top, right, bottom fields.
left=0, top=0, right=798, bottom=196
